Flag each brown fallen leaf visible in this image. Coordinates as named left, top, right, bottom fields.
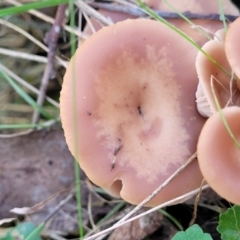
left=108, top=209, right=162, bottom=240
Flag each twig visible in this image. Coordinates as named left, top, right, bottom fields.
left=189, top=179, right=205, bottom=226
left=43, top=192, right=74, bottom=223
left=32, top=4, right=67, bottom=124
left=87, top=192, right=98, bottom=231
left=90, top=2, right=238, bottom=22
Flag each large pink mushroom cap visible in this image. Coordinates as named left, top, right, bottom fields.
left=60, top=19, right=206, bottom=206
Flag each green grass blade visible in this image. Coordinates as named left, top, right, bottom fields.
left=0, top=118, right=59, bottom=130
left=69, top=0, right=84, bottom=238
left=162, top=0, right=212, bottom=40
left=0, top=124, right=41, bottom=129
left=0, top=69, right=53, bottom=119
left=24, top=222, right=44, bottom=240
left=97, top=202, right=126, bottom=226
left=211, top=77, right=240, bottom=149
left=158, top=208, right=183, bottom=231
left=0, top=0, right=68, bottom=18
left=218, top=0, right=228, bottom=32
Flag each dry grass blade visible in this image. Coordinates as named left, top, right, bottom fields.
left=75, top=0, right=114, bottom=26
left=5, top=0, right=89, bottom=40
left=10, top=188, right=71, bottom=215
left=0, top=18, right=67, bottom=68
left=0, top=63, right=59, bottom=108
left=0, top=47, right=48, bottom=63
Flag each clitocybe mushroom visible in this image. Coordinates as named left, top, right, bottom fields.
left=197, top=106, right=240, bottom=204
left=195, top=37, right=240, bottom=117
left=60, top=19, right=206, bottom=206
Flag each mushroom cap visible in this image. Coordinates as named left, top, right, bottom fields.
left=195, top=38, right=240, bottom=117
left=60, top=19, right=205, bottom=206
left=225, top=17, right=240, bottom=88
left=197, top=106, right=240, bottom=204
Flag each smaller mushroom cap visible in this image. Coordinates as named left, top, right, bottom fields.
left=195, top=38, right=240, bottom=117
left=197, top=106, right=240, bottom=204
left=225, top=17, right=240, bottom=89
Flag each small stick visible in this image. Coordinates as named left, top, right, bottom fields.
left=90, top=2, right=238, bottom=22
left=32, top=4, right=67, bottom=124
left=189, top=179, right=206, bottom=226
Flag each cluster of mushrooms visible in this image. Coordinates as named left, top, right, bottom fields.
left=60, top=1, right=240, bottom=206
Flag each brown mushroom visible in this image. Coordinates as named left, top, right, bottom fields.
left=60, top=18, right=206, bottom=206
left=197, top=106, right=240, bottom=204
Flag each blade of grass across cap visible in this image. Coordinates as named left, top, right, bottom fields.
left=162, top=0, right=212, bottom=40
left=0, top=68, right=53, bottom=120
left=0, top=0, right=68, bottom=18
left=69, top=0, right=84, bottom=238
left=210, top=75, right=240, bottom=149
left=136, top=0, right=230, bottom=77
left=218, top=0, right=228, bottom=32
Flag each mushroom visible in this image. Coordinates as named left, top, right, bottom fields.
left=225, top=17, right=240, bottom=89
left=197, top=106, right=240, bottom=204
left=195, top=37, right=240, bottom=117
left=60, top=18, right=206, bottom=206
